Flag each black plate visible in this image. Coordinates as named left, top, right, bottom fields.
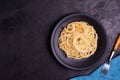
left=51, top=13, right=107, bottom=70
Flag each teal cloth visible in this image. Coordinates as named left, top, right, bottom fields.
left=70, top=55, right=120, bottom=80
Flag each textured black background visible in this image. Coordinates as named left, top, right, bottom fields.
left=0, top=0, right=120, bottom=80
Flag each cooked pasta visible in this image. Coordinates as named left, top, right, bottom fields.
left=58, top=21, right=98, bottom=59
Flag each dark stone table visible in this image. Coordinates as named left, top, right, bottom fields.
left=0, top=0, right=120, bottom=80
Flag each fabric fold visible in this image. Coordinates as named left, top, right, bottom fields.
left=70, top=55, right=120, bottom=80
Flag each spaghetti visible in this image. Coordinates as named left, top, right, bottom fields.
left=58, top=21, right=98, bottom=59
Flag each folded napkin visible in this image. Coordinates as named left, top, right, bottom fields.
left=70, top=55, right=120, bottom=80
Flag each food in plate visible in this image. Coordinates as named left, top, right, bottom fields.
left=58, top=21, right=98, bottom=59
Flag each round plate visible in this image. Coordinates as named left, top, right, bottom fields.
left=51, top=13, right=107, bottom=70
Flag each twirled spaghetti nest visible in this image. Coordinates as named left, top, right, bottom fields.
left=58, top=21, right=98, bottom=59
